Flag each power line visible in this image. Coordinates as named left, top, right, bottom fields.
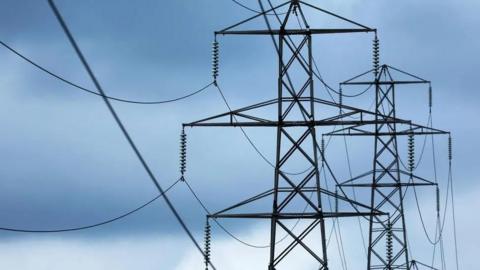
left=341, top=117, right=368, bottom=256
left=285, top=7, right=351, bottom=268
left=214, top=83, right=313, bottom=176
left=0, top=40, right=213, bottom=104
left=410, top=114, right=452, bottom=247
left=0, top=178, right=181, bottom=233
left=183, top=127, right=344, bottom=251
left=184, top=170, right=332, bottom=250
left=259, top=0, right=375, bottom=222
left=399, top=113, right=432, bottom=171
left=321, top=162, right=348, bottom=270
left=296, top=4, right=368, bottom=253
left=288, top=5, right=372, bottom=100
left=229, top=0, right=287, bottom=15
left=183, top=178, right=275, bottom=249
left=449, top=150, right=460, bottom=270
left=230, top=0, right=262, bottom=13
left=47, top=2, right=215, bottom=269
left=313, top=57, right=373, bottom=99
left=208, top=3, right=363, bottom=260
left=263, top=0, right=370, bottom=102
left=279, top=6, right=377, bottom=224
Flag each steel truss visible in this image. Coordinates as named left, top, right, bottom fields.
left=185, top=1, right=448, bottom=269
left=329, top=65, right=449, bottom=270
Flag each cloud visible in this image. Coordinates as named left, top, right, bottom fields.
left=0, top=235, right=188, bottom=270
left=0, top=0, right=477, bottom=268
left=0, top=178, right=476, bottom=270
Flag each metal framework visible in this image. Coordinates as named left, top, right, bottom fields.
left=410, top=260, right=439, bottom=270
left=186, top=1, right=380, bottom=269
left=330, top=65, right=449, bottom=270
left=186, top=1, right=449, bottom=269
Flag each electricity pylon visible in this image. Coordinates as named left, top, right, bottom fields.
left=329, top=63, right=449, bottom=270
left=185, top=1, right=448, bottom=269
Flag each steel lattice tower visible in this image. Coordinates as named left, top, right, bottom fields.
left=185, top=1, right=449, bottom=269
left=186, top=1, right=379, bottom=268
left=331, top=64, right=449, bottom=270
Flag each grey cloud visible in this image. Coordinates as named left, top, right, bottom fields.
left=0, top=1, right=476, bottom=268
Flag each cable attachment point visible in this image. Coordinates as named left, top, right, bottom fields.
left=212, top=40, right=220, bottom=84
left=408, top=130, right=415, bottom=175
left=436, top=186, right=441, bottom=214
left=373, top=34, right=380, bottom=77
left=448, top=135, right=453, bottom=161
left=429, top=84, right=433, bottom=109
left=334, top=187, right=339, bottom=213
left=180, top=128, right=187, bottom=180
left=321, top=137, right=325, bottom=154
left=386, top=218, right=393, bottom=267
left=339, top=86, right=343, bottom=109
left=204, top=218, right=212, bottom=270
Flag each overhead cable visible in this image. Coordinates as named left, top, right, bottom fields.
left=449, top=137, right=460, bottom=270
left=0, top=40, right=213, bottom=104
left=184, top=177, right=324, bottom=249
left=214, top=83, right=313, bottom=176
left=258, top=0, right=375, bottom=221
left=47, top=2, right=215, bottom=269
left=0, top=178, right=181, bottom=233
left=229, top=0, right=287, bottom=15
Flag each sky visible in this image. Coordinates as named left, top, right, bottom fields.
left=0, top=0, right=479, bottom=269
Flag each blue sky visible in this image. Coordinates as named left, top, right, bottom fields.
left=0, top=0, right=478, bottom=269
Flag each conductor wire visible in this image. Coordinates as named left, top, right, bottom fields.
left=47, top=2, right=215, bottom=269
left=0, top=40, right=213, bottom=104
left=259, top=0, right=375, bottom=221
left=230, top=0, right=287, bottom=15
left=0, top=178, right=181, bottom=233
left=214, top=83, right=313, bottom=176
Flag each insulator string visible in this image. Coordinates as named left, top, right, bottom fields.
left=321, top=136, right=326, bottom=163
left=212, top=39, right=219, bottom=83
left=386, top=218, right=393, bottom=267
left=448, top=136, right=452, bottom=161
left=204, top=218, right=212, bottom=270
left=408, top=129, right=415, bottom=176
left=180, top=128, right=187, bottom=180
left=373, top=33, right=380, bottom=77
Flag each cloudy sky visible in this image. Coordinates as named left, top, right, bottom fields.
left=0, top=0, right=478, bottom=269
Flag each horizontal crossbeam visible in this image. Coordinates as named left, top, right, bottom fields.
left=341, top=80, right=430, bottom=85
left=209, top=212, right=379, bottom=219
left=184, top=119, right=409, bottom=127
left=216, top=28, right=373, bottom=36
